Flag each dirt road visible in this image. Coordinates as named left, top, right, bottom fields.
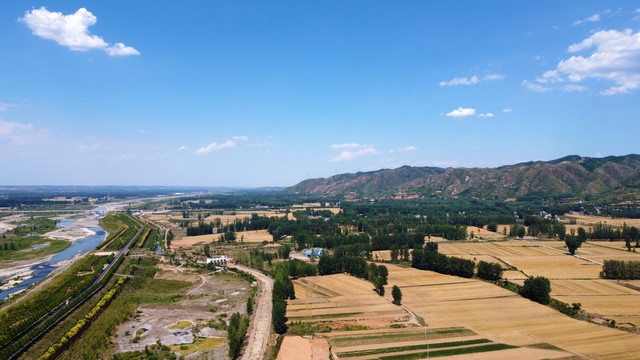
left=228, top=263, right=274, bottom=360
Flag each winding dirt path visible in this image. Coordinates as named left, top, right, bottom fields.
left=228, top=263, right=274, bottom=360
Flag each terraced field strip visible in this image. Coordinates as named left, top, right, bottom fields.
left=330, top=327, right=472, bottom=345
left=337, top=337, right=492, bottom=358
left=376, top=343, right=517, bottom=360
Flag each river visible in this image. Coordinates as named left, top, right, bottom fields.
left=0, top=217, right=106, bottom=302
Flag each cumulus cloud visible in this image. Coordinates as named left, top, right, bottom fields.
left=522, top=80, right=552, bottom=92
left=20, top=7, right=139, bottom=56
left=438, top=74, right=505, bottom=86
left=196, top=136, right=248, bottom=154
left=439, top=76, right=479, bottom=86
left=178, top=146, right=188, bottom=151
left=558, top=28, right=640, bottom=95
left=502, top=108, right=513, bottom=113
left=390, top=146, right=417, bottom=153
left=330, top=147, right=378, bottom=162
left=446, top=107, right=476, bottom=118
left=536, top=70, right=564, bottom=83
left=105, top=42, right=140, bottom=56
left=329, top=144, right=378, bottom=162
left=478, top=113, right=494, bottom=117
left=573, top=13, right=600, bottom=26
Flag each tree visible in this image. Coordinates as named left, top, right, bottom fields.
left=203, top=244, right=210, bottom=257
left=390, top=244, right=399, bottom=262
left=227, top=313, right=249, bottom=359
left=378, top=265, right=389, bottom=285
left=477, top=260, right=503, bottom=281
left=520, top=276, right=551, bottom=305
left=577, top=227, right=588, bottom=243
left=374, top=276, right=385, bottom=296
left=565, top=236, right=581, bottom=255
left=278, top=244, right=291, bottom=259
left=392, top=285, right=402, bottom=305
left=630, top=226, right=640, bottom=247
left=272, top=300, right=287, bottom=334
left=487, top=223, right=498, bottom=232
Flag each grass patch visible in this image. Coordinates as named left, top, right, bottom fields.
left=167, top=320, right=193, bottom=330
left=135, top=278, right=191, bottom=304
left=8, top=217, right=58, bottom=236
left=379, top=343, right=518, bottom=359
left=333, top=328, right=471, bottom=343
left=113, top=343, right=177, bottom=360
left=0, top=237, right=71, bottom=261
left=168, top=337, right=226, bottom=356
left=338, top=338, right=491, bottom=357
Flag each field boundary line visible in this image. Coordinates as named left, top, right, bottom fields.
left=520, top=239, right=603, bottom=265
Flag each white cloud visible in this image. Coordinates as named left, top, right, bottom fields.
left=330, top=147, right=378, bottom=162
left=390, top=146, right=417, bottom=153
left=502, top=108, right=513, bottom=113
left=439, top=74, right=505, bottom=86
left=478, top=113, right=494, bottom=117
left=522, top=80, right=552, bottom=92
left=573, top=13, right=600, bottom=26
left=105, top=42, right=140, bottom=56
left=20, top=7, right=139, bottom=57
left=536, top=70, right=564, bottom=83
left=562, top=84, right=588, bottom=92
left=439, top=76, right=479, bottom=86
left=446, top=107, right=476, bottom=118
left=330, top=143, right=364, bottom=149
left=558, top=28, right=640, bottom=95
left=483, top=74, right=505, bottom=80
left=0, top=103, right=17, bottom=111
left=178, top=146, right=188, bottom=151
left=0, top=120, right=33, bottom=136
left=0, top=119, right=47, bottom=147
left=196, top=136, right=248, bottom=154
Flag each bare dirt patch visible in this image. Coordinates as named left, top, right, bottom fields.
left=112, top=270, right=251, bottom=359
left=277, top=336, right=330, bottom=360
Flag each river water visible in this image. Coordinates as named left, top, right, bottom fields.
left=0, top=217, right=106, bottom=302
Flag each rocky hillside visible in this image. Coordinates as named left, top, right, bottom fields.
left=284, top=154, right=640, bottom=198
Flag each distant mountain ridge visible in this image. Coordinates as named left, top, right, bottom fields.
left=284, top=154, right=640, bottom=198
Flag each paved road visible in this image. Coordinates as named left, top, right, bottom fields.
left=228, top=263, right=274, bottom=360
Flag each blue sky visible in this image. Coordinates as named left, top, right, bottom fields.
left=1, top=1, right=639, bottom=187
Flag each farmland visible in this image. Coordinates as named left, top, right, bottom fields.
left=283, top=272, right=579, bottom=359
left=437, top=237, right=640, bottom=329
left=385, top=263, right=640, bottom=360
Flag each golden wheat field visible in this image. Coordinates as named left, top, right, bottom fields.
left=291, top=273, right=575, bottom=359
left=172, top=229, right=273, bottom=247
left=467, top=226, right=506, bottom=240
left=288, top=274, right=407, bottom=323
left=385, top=264, right=640, bottom=360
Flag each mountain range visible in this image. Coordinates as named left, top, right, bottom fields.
left=284, top=154, right=640, bottom=199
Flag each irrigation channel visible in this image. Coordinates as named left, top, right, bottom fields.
left=1, top=223, right=143, bottom=360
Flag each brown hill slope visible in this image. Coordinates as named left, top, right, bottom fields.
left=283, top=154, right=640, bottom=198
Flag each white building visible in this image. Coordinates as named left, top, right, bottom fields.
left=207, top=255, right=229, bottom=265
